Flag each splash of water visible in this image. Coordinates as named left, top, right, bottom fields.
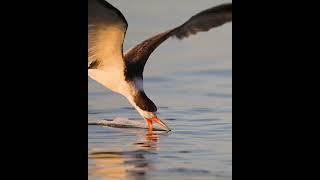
left=94, top=117, right=167, bottom=131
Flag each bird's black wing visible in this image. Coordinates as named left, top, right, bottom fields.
left=88, top=0, right=128, bottom=69
left=124, top=3, right=232, bottom=80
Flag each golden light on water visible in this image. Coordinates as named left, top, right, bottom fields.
left=89, top=130, right=165, bottom=180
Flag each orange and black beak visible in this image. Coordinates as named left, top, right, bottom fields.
left=145, top=116, right=171, bottom=131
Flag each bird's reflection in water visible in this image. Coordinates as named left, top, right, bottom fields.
left=88, top=130, right=169, bottom=180
left=133, top=130, right=161, bottom=150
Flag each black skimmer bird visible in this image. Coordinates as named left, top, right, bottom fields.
left=88, top=0, right=232, bottom=131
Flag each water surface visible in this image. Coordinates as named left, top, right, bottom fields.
left=89, top=0, right=232, bottom=179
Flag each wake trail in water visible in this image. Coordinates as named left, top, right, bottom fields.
left=88, top=117, right=168, bottom=131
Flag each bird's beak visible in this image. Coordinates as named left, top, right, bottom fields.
left=154, top=117, right=171, bottom=131
left=146, top=116, right=171, bottom=131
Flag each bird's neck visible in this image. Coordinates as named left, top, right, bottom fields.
left=126, top=95, right=156, bottom=119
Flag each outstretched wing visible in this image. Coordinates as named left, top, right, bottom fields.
left=124, top=3, right=232, bottom=80
left=88, top=0, right=128, bottom=69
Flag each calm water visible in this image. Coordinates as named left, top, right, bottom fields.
left=88, top=0, right=232, bottom=179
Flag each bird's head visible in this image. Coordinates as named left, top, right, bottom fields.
left=125, top=81, right=171, bottom=131
left=128, top=92, right=171, bottom=131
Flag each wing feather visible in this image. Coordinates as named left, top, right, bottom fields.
left=124, top=3, right=232, bottom=78
left=88, top=0, right=128, bottom=69
left=175, top=3, right=232, bottom=39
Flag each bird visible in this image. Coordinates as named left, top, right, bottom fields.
left=88, top=0, right=232, bottom=131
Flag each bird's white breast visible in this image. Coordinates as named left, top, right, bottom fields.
left=88, top=64, right=142, bottom=98
left=88, top=57, right=128, bottom=95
